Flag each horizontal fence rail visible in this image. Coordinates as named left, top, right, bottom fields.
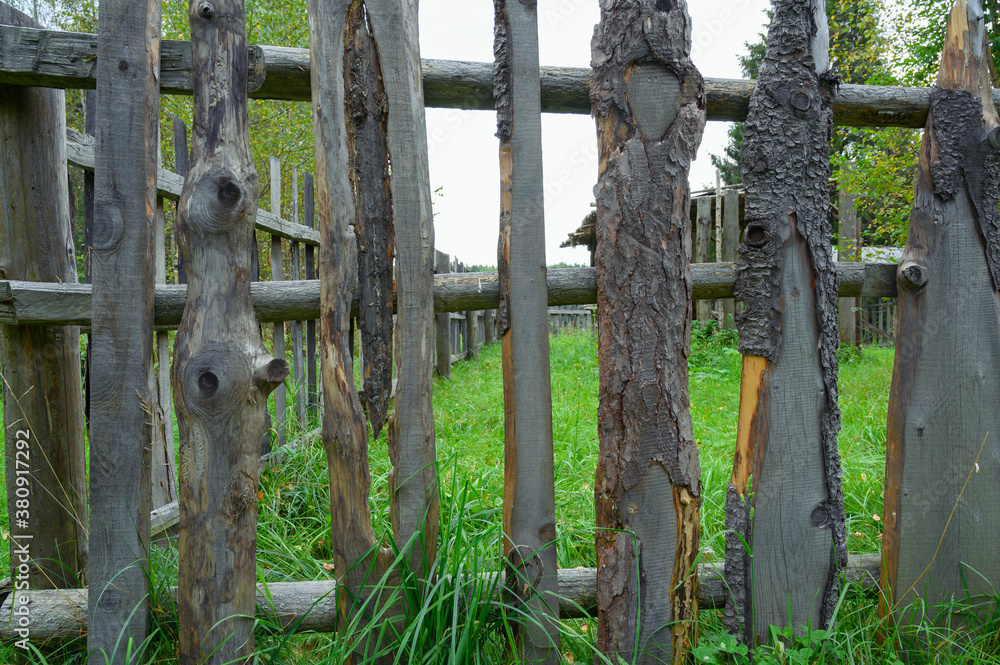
left=0, top=23, right=991, bottom=128
left=0, top=262, right=898, bottom=326
left=0, top=554, right=882, bottom=641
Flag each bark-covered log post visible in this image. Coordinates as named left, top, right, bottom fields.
left=725, top=0, right=846, bottom=646
left=590, top=1, right=705, bottom=662
left=308, top=0, right=438, bottom=653
left=881, top=0, right=1000, bottom=631
left=87, top=0, right=161, bottom=659
left=173, top=0, right=288, bottom=662
left=0, top=3, right=88, bottom=590
left=494, top=0, right=559, bottom=661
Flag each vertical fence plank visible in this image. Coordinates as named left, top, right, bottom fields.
left=304, top=172, right=318, bottom=415
left=88, top=0, right=160, bottom=658
left=881, top=0, right=1000, bottom=632
left=152, top=142, right=177, bottom=510
left=270, top=155, right=287, bottom=449
left=0, top=3, right=88, bottom=591
left=721, top=188, right=739, bottom=329
left=435, top=250, right=451, bottom=377
left=696, top=197, right=713, bottom=323
left=364, top=0, right=440, bottom=583
left=494, top=0, right=559, bottom=660
left=290, top=167, right=307, bottom=427
left=173, top=115, right=189, bottom=285
left=838, top=183, right=860, bottom=345
left=591, top=1, right=705, bottom=661
left=84, top=89, right=95, bottom=428
left=726, top=0, right=845, bottom=646
left=173, top=0, right=288, bottom=660
left=307, top=0, right=388, bottom=652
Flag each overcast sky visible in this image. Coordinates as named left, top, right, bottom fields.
left=418, top=0, right=771, bottom=268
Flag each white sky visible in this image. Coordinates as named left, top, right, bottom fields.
left=418, top=0, right=771, bottom=268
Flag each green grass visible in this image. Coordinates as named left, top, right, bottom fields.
left=3, top=327, right=1000, bottom=663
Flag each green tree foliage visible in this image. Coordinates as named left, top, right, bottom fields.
left=712, top=0, right=921, bottom=247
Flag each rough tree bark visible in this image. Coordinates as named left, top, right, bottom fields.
left=173, top=0, right=288, bottom=662
left=881, top=0, right=1000, bottom=630
left=493, top=0, right=559, bottom=662
left=590, top=1, right=705, bottom=662
left=0, top=2, right=87, bottom=591
left=725, top=0, right=846, bottom=646
left=87, top=0, right=160, bottom=660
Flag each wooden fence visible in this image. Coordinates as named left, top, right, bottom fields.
left=0, top=0, right=997, bottom=663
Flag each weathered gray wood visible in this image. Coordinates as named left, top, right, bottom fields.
left=838, top=185, right=860, bottom=345
left=0, top=262, right=900, bottom=328
left=66, top=128, right=319, bottom=245
left=307, top=0, right=389, bottom=652
left=434, top=251, right=451, bottom=377
left=173, top=1, right=288, bottom=662
left=172, top=115, right=189, bottom=284
left=364, top=0, right=440, bottom=588
left=303, top=172, right=318, bottom=416
left=289, top=167, right=306, bottom=428
left=696, top=197, right=713, bottom=322
left=720, top=189, right=740, bottom=329
left=483, top=308, right=495, bottom=344
left=270, top=155, right=286, bottom=450
left=727, top=0, right=846, bottom=646
left=494, top=0, right=559, bottom=660
left=0, top=554, right=883, bottom=642
left=152, top=141, right=177, bottom=511
left=0, top=3, right=87, bottom=592
left=882, top=0, right=1000, bottom=630
left=591, top=1, right=705, bottom=661
left=87, top=0, right=159, bottom=659
left=0, top=23, right=989, bottom=128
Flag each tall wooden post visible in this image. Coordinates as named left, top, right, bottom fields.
left=308, top=0, right=438, bottom=655
left=720, top=188, right=739, bottom=330
left=494, top=0, right=559, bottom=661
left=0, top=3, right=88, bottom=591
left=173, top=115, right=189, bottom=285
left=173, top=0, right=288, bottom=661
left=435, top=250, right=451, bottom=378
left=269, top=155, right=287, bottom=448
left=726, top=0, right=846, bottom=646
left=290, top=167, right=307, bottom=427
left=881, top=0, right=1000, bottom=630
left=696, top=197, right=713, bottom=323
left=304, top=172, right=318, bottom=415
left=591, top=1, right=705, bottom=662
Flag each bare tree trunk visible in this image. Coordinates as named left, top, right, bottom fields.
left=591, top=1, right=705, bottom=662
left=173, top=1, right=287, bottom=662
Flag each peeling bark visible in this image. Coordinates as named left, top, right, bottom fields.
left=726, top=0, right=845, bottom=646
left=591, top=1, right=705, bottom=663
left=173, top=1, right=288, bottom=662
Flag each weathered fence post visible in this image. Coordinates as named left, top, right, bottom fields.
left=838, top=180, right=860, bottom=345
left=308, top=0, right=439, bottom=654
left=269, top=155, right=287, bottom=449
left=494, top=0, right=559, bottom=660
left=721, top=188, right=739, bottom=329
left=290, top=167, right=307, bottom=427
left=435, top=250, right=451, bottom=377
left=881, top=0, right=1000, bottom=632
left=88, top=0, right=160, bottom=658
left=0, top=3, right=88, bottom=590
left=591, top=0, right=705, bottom=661
left=173, top=0, right=288, bottom=661
left=696, top=197, right=713, bottom=323
left=173, top=115, right=190, bottom=285
left=304, top=172, right=319, bottom=415
left=726, top=0, right=846, bottom=646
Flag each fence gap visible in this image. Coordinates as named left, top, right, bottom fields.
left=591, top=0, right=705, bottom=661
left=87, top=0, right=161, bottom=658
